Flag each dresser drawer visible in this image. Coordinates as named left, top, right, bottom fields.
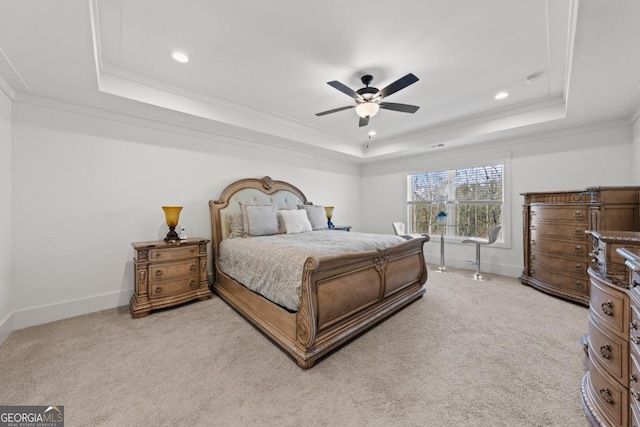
left=586, top=351, right=629, bottom=427
left=630, top=351, right=640, bottom=407
left=530, top=224, right=588, bottom=241
left=590, top=273, right=629, bottom=337
left=149, top=259, right=198, bottom=282
left=589, top=312, right=629, bottom=384
left=631, top=304, right=640, bottom=352
left=149, top=245, right=199, bottom=261
left=149, top=275, right=199, bottom=299
left=530, top=252, right=588, bottom=275
left=527, top=238, right=587, bottom=258
left=630, top=270, right=640, bottom=302
left=530, top=205, right=588, bottom=222
left=529, top=268, right=588, bottom=296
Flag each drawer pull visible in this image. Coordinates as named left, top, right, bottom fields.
left=575, top=264, right=583, bottom=272
left=600, top=344, right=612, bottom=359
left=190, top=248, right=196, bottom=253
left=574, top=229, right=583, bottom=236
left=599, top=387, right=613, bottom=404
left=601, top=301, right=613, bottom=316
left=631, top=333, right=640, bottom=345
left=575, top=281, right=584, bottom=290
left=632, top=387, right=640, bottom=402
left=632, top=373, right=639, bottom=383
left=189, top=280, right=198, bottom=288
left=575, top=246, right=583, bottom=254
left=531, top=211, right=536, bottom=216
left=531, top=239, right=536, bottom=246
left=633, top=280, right=640, bottom=288
left=632, top=321, right=638, bottom=330
left=530, top=254, right=536, bottom=261
left=155, top=252, right=162, bottom=257
left=155, top=287, right=163, bottom=294
left=155, top=270, right=163, bottom=277
left=530, top=225, right=536, bottom=230
left=575, top=211, right=584, bottom=219
left=190, top=264, right=196, bottom=271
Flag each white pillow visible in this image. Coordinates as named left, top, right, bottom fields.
left=298, top=205, right=328, bottom=230
left=279, top=209, right=313, bottom=234
left=241, top=204, right=279, bottom=236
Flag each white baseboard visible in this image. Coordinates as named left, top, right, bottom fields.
left=0, top=312, right=13, bottom=346
left=12, top=289, right=132, bottom=330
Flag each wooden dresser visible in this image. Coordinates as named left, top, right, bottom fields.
left=131, top=237, right=211, bottom=317
left=520, top=187, right=640, bottom=305
left=581, top=231, right=640, bottom=426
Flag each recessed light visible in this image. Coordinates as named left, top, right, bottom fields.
left=171, top=51, right=189, bottom=63
left=494, top=91, right=509, bottom=100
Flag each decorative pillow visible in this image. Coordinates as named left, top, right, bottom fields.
left=241, top=204, right=279, bottom=236
left=226, top=212, right=245, bottom=238
left=276, top=210, right=288, bottom=234
left=298, top=204, right=328, bottom=230
left=280, top=209, right=313, bottom=234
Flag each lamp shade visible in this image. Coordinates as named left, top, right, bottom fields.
left=355, top=102, right=379, bottom=118
left=162, top=206, right=183, bottom=228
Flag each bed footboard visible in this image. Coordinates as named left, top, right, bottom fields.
left=294, top=235, right=429, bottom=368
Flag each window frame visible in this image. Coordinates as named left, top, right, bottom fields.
left=405, top=158, right=511, bottom=248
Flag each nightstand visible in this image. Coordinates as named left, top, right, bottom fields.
left=131, top=237, right=211, bottom=317
left=330, top=225, right=352, bottom=231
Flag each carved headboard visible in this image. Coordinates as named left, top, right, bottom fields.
left=209, top=176, right=309, bottom=264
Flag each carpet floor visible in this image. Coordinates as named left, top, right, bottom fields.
left=0, top=265, right=591, bottom=426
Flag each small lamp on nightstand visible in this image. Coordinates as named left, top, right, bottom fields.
left=324, top=206, right=335, bottom=229
left=162, top=206, right=183, bottom=241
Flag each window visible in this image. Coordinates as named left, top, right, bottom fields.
left=407, top=163, right=504, bottom=239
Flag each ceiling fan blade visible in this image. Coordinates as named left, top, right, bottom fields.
left=379, top=102, right=420, bottom=113
left=375, top=73, right=419, bottom=99
left=327, top=81, right=364, bottom=101
left=315, top=105, right=355, bottom=116
left=359, top=116, right=369, bottom=127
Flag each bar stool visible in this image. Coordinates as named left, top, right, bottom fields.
left=462, top=225, right=501, bottom=280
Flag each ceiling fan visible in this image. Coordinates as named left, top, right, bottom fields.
left=316, top=73, right=420, bottom=127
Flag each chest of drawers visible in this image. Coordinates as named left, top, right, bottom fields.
left=131, top=237, right=211, bottom=317
left=520, top=187, right=640, bottom=305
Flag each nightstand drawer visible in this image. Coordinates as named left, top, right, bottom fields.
left=149, top=259, right=198, bottom=281
left=149, top=245, right=199, bottom=261
left=149, top=276, right=199, bottom=299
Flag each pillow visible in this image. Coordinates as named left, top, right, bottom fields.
left=276, top=210, right=288, bottom=234
left=241, top=204, right=279, bottom=236
left=279, top=209, right=313, bottom=234
left=298, top=204, right=328, bottom=230
left=226, top=212, right=245, bottom=238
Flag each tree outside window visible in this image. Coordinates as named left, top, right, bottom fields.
left=407, top=163, right=503, bottom=239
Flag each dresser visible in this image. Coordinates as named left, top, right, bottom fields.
left=581, top=232, right=640, bottom=426
left=520, top=187, right=640, bottom=305
left=131, top=237, right=211, bottom=317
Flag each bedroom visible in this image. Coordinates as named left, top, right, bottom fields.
left=0, top=1, right=639, bottom=425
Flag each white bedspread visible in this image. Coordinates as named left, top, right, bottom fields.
left=218, top=231, right=407, bottom=311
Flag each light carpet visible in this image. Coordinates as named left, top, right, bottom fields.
left=0, top=266, right=590, bottom=426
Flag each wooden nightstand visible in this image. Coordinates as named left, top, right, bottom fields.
left=330, top=225, right=352, bottom=231
left=131, top=237, right=211, bottom=317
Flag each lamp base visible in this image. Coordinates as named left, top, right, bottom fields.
left=165, top=227, right=179, bottom=242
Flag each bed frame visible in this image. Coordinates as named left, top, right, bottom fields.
left=209, top=176, right=429, bottom=368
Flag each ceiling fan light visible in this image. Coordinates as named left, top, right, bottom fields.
left=355, top=102, right=380, bottom=118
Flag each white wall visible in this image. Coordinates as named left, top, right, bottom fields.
left=10, top=101, right=361, bottom=329
left=0, top=86, right=12, bottom=343
left=634, top=116, right=640, bottom=185
left=361, top=123, right=634, bottom=277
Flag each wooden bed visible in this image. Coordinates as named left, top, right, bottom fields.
left=209, top=176, right=429, bottom=368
